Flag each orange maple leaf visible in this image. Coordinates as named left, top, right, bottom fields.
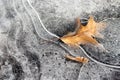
left=60, top=16, right=105, bottom=47
left=60, top=16, right=106, bottom=63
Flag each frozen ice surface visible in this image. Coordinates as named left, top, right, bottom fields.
left=0, top=0, right=120, bottom=80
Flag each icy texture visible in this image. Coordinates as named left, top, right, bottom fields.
left=0, top=0, right=120, bottom=80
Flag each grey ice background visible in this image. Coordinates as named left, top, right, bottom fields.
left=0, top=0, right=120, bottom=80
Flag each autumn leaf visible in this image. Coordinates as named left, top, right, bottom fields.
left=65, top=55, right=89, bottom=63
left=60, top=16, right=106, bottom=48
